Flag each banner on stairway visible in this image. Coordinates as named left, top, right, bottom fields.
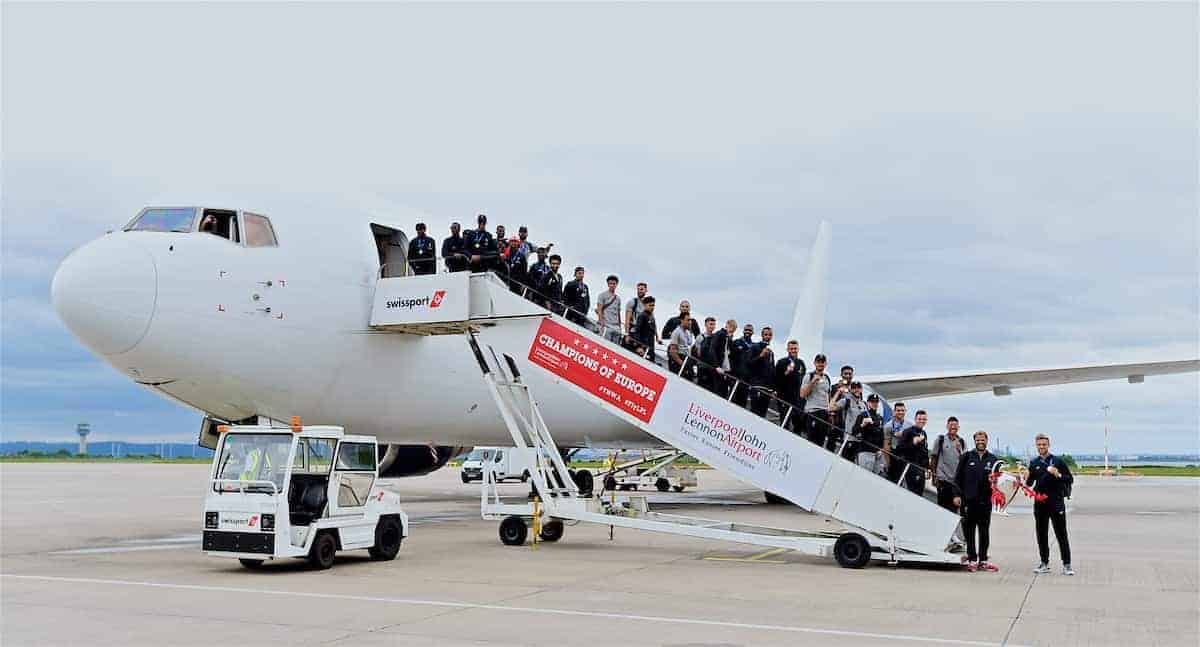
left=528, top=318, right=666, bottom=423
left=370, top=273, right=470, bottom=326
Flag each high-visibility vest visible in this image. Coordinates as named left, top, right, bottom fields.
left=239, top=449, right=261, bottom=481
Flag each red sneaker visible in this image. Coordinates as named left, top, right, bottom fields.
left=965, top=561, right=978, bottom=572
left=978, top=561, right=999, bottom=572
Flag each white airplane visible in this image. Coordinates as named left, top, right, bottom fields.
left=51, top=204, right=1199, bottom=478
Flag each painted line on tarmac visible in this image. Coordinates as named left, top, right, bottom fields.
left=0, top=573, right=1021, bottom=646
left=45, top=513, right=477, bottom=556
left=703, top=547, right=790, bottom=564
left=50, top=544, right=196, bottom=555
left=49, top=535, right=200, bottom=555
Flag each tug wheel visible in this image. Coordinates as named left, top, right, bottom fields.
left=308, top=531, right=338, bottom=570
left=539, top=519, right=565, bottom=542
left=672, top=485, right=685, bottom=492
left=369, top=516, right=403, bottom=561
left=655, top=478, right=671, bottom=492
left=499, top=515, right=528, bottom=546
left=603, top=475, right=618, bottom=491
left=834, top=533, right=871, bottom=569
left=238, top=559, right=264, bottom=570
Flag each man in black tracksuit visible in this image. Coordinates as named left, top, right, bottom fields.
left=630, top=296, right=658, bottom=362
left=728, top=325, right=755, bottom=408
left=407, top=223, right=437, bottom=275
left=539, top=254, right=565, bottom=314
left=896, top=410, right=931, bottom=495
left=954, top=431, right=1001, bottom=571
left=441, top=222, right=469, bottom=272
left=562, top=266, right=590, bottom=326
left=502, top=238, right=528, bottom=294
left=1027, top=433, right=1075, bottom=575
left=774, top=340, right=806, bottom=433
left=703, top=320, right=736, bottom=397
left=463, top=214, right=499, bottom=272
left=747, top=327, right=775, bottom=418
left=526, top=248, right=550, bottom=305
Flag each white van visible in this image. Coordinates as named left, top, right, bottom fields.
left=460, top=447, right=531, bottom=484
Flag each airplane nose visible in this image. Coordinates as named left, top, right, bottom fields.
left=51, top=235, right=158, bottom=356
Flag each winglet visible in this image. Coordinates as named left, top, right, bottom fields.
left=786, top=220, right=832, bottom=362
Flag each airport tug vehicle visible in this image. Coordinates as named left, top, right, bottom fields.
left=203, top=420, right=408, bottom=570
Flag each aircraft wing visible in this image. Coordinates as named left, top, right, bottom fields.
left=862, top=359, right=1199, bottom=401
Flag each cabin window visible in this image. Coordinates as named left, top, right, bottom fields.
left=293, top=438, right=335, bottom=475
left=243, top=213, right=278, bottom=247
left=336, top=442, right=377, bottom=471
left=125, top=207, right=196, bottom=233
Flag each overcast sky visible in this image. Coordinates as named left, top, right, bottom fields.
left=3, top=2, right=1197, bottom=455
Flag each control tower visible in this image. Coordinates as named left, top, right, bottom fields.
left=77, top=423, right=90, bottom=455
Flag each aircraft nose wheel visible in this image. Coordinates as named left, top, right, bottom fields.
left=499, top=515, right=528, bottom=546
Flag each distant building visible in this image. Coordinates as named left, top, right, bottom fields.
left=77, top=423, right=90, bottom=455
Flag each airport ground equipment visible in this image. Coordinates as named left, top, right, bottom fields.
left=371, top=273, right=963, bottom=568
left=460, top=447, right=532, bottom=484
left=600, top=449, right=698, bottom=492
left=203, top=422, right=408, bottom=570
left=466, top=334, right=955, bottom=568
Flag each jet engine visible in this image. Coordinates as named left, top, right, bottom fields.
left=376, top=444, right=467, bottom=478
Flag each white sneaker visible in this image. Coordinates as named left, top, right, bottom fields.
left=1063, top=564, right=1075, bottom=576
left=1033, top=563, right=1051, bottom=574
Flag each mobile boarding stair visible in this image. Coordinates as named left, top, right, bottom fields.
left=370, top=271, right=963, bottom=568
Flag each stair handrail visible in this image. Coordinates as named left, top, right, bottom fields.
left=490, top=272, right=937, bottom=488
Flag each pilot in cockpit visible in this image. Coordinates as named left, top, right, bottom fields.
left=199, top=213, right=220, bottom=236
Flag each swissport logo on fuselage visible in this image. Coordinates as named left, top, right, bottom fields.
left=386, top=290, right=447, bottom=310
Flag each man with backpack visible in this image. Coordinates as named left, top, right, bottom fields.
left=800, top=354, right=833, bottom=449
left=595, top=275, right=623, bottom=344
left=930, top=416, right=967, bottom=512
left=1027, top=433, right=1075, bottom=576
left=833, top=381, right=868, bottom=459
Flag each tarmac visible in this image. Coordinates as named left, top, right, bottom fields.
left=1, top=463, right=1197, bottom=646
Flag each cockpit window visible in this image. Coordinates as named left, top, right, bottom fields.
left=199, top=209, right=240, bottom=242
left=126, top=208, right=196, bottom=233
left=243, top=213, right=278, bottom=247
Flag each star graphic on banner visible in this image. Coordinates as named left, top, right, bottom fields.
left=622, top=363, right=628, bottom=370
left=611, top=358, right=619, bottom=366
left=573, top=339, right=580, bottom=346
left=583, top=343, right=589, bottom=350
left=602, top=353, right=608, bottom=360
left=591, top=348, right=598, bottom=355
